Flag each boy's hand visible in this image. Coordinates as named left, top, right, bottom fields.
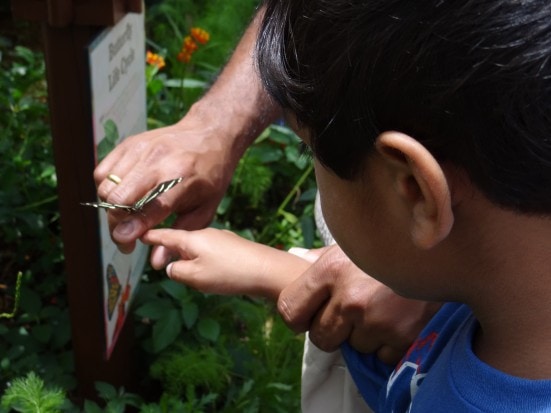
left=278, top=245, right=442, bottom=365
left=141, top=228, right=310, bottom=301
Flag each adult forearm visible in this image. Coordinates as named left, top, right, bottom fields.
left=182, top=6, right=281, bottom=162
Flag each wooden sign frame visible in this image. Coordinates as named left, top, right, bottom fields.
left=11, top=0, right=144, bottom=400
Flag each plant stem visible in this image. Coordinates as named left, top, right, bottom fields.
left=276, top=163, right=314, bottom=216
left=0, top=271, right=22, bottom=318
left=258, top=163, right=314, bottom=243
left=13, top=195, right=58, bottom=212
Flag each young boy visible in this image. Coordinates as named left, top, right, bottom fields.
left=144, top=0, right=551, bottom=411
left=254, top=0, right=551, bottom=411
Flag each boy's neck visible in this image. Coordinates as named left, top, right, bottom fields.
left=462, top=206, right=551, bottom=379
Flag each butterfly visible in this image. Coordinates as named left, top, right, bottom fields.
left=81, top=177, right=183, bottom=213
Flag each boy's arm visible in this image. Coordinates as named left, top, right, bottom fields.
left=141, top=228, right=310, bottom=301
left=142, top=229, right=440, bottom=365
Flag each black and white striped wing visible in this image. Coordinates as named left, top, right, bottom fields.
left=81, top=177, right=183, bottom=214
left=132, top=177, right=183, bottom=211
left=80, top=201, right=135, bottom=213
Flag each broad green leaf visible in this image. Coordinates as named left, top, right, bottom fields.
left=97, top=119, right=119, bottom=161
left=160, top=279, right=188, bottom=301
left=95, top=381, right=117, bottom=400
left=300, top=215, right=315, bottom=249
left=19, top=287, right=41, bottom=315
left=31, top=324, right=53, bottom=344
left=134, top=298, right=174, bottom=320
left=197, top=318, right=220, bottom=343
left=268, top=124, right=298, bottom=145
left=152, top=309, right=182, bottom=352
left=181, top=301, right=199, bottom=329
left=279, top=210, right=298, bottom=225
left=84, top=400, right=104, bottom=413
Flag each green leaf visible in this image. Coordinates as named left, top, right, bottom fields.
left=84, top=400, right=104, bottom=413
left=285, top=144, right=309, bottom=170
left=152, top=309, right=182, bottom=352
left=216, top=195, right=232, bottom=215
left=14, top=46, right=35, bottom=65
left=31, top=324, right=53, bottom=344
left=19, top=286, right=42, bottom=315
left=105, top=399, right=126, bottom=413
left=95, top=381, right=118, bottom=400
left=163, top=78, right=208, bottom=89
left=248, top=145, right=282, bottom=163
left=181, top=301, right=199, bottom=329
left=197, top=318, right=220, bottom=343
left=160, top=279, right=188, bottom=301
left=300, top=215, right=315, bottom=249
left=268, top=124, right=298, bottom=145
left=147, top=77, right=164, bottom=95
left=1, top=372, right=66, bottom=412
left=134, top=298, right=174, bottom=320
left=279, top=210, right=298, bottom=225
left=97, top=119, right=119, bottom=162
left=267, top=382, right=293, bottom=391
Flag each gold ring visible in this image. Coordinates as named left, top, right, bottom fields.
left=107, top=174, right=122, bottom=185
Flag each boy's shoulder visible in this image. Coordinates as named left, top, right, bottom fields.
left=342, top=303, right=551, bottom=411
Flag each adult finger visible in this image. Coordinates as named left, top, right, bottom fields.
left=306, top=303, right=352, bottom=352
left=305, top=275, right=376, bottom=351
left=277, top=265, right=334, bottom=333
left=277, top=245, right=350, bottom=332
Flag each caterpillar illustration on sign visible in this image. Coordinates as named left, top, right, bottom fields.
left=106, top=264, right=122, bottom=320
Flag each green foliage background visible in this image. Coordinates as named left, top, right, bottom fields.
left=0, top=0, right=318, bottom=411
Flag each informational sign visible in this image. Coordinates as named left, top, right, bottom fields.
left=88, top=11, right=147, bottom=358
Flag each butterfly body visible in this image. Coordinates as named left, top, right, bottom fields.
left=81, top=177, right=183, bottom=214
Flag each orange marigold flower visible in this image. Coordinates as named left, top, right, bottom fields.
left=177, top=28, right=210, bottom=64
left=146, top=50, right=165, bottom=69
left=190, top=27, right=210, bottom=45
left=177, top=50, right=192, bottom=63
left=182, top=36, right=198, bottom=53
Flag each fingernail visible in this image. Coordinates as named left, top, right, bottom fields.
left=116, top=220, right=136, bottom=236
left=166, top=263, right=173, bottom=278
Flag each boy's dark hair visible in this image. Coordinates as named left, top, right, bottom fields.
left=256, top=0, right=551, bottom=214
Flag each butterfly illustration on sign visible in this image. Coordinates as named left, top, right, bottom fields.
left=81, top=177, right=183, bottom=213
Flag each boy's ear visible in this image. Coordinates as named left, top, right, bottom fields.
left=374, top=131, right=454, bottom=249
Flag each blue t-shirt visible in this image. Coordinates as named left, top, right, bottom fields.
left=341, top=302, right=551, bottom=412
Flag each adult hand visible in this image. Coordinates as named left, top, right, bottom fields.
left=93, top=8, right=280, bottom=265
left=278, top=245, right=442, bottom=365
left=94, top=115, right=240, bottom=258
left=141, top=228, right=311, bottom=301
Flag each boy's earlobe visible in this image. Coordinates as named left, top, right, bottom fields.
left=375, top=132, right=454, bottom=249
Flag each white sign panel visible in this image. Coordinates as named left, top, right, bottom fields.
left=89, top=11, right=147, bottom=359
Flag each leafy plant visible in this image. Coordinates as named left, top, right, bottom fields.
left=83, top=382, right=142, bottom=413
left=1, top=1, right=315, bottom=411
left=0, top=371, right=66, bottom=413
left=0, top=45, right=73, bottom=392
left=150, top=345, right=231, bottom=396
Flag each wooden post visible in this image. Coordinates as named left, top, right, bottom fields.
left=11, top=0, right=144, bottom=401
